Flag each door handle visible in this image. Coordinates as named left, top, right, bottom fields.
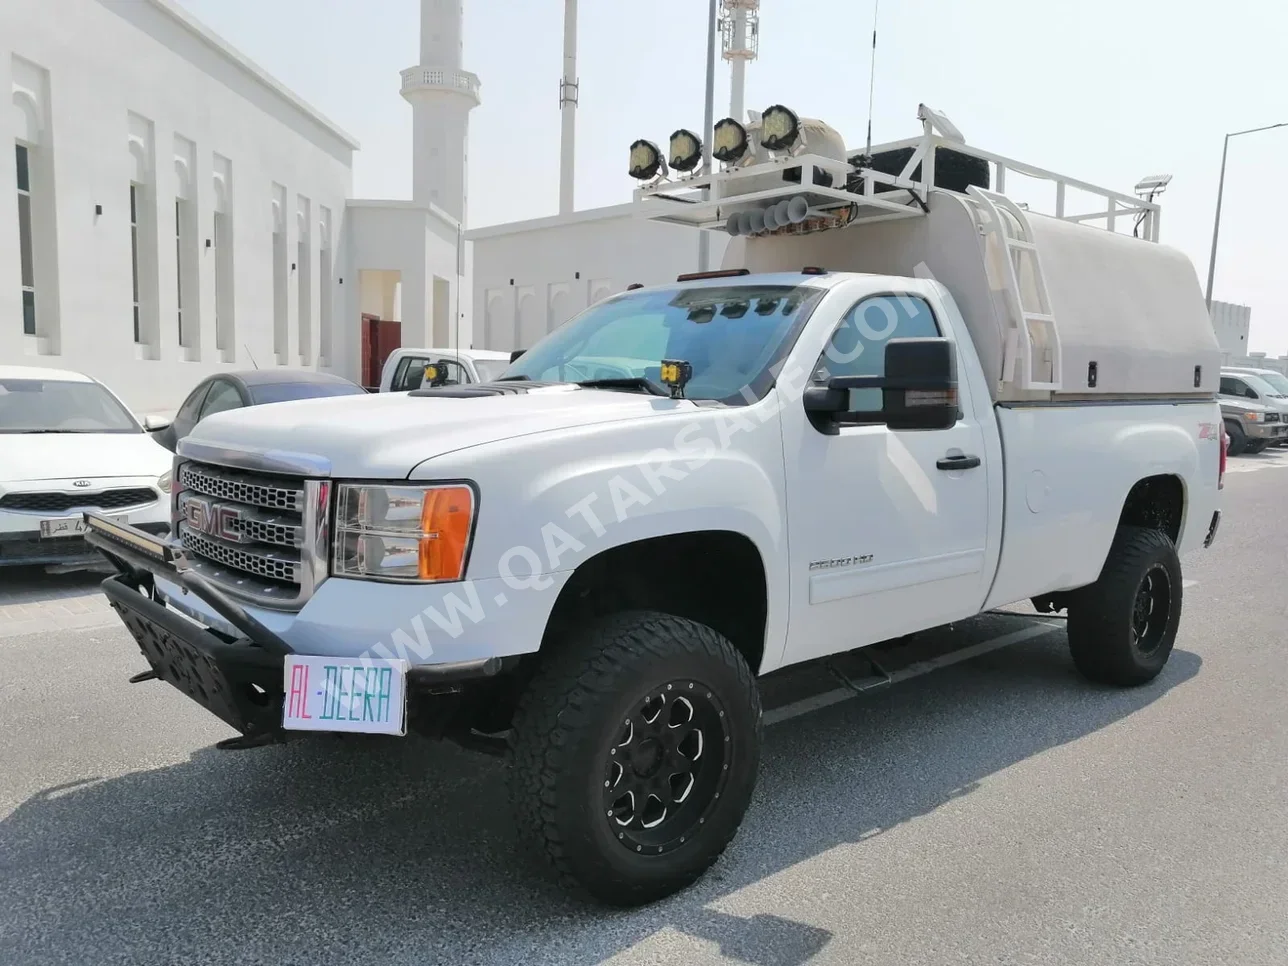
left=936, top=454, right=981, bottom=471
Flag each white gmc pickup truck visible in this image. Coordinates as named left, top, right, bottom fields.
left=85, top=105, right=1225, bottom=907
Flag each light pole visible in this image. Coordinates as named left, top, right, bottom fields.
left=1205, top=122, right=1288, bottom=308
left=697, top=0, right=718, bottom=272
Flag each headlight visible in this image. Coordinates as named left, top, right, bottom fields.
left=668, top=128, right=703, bottom=172
left=712, top=117, right=749, bottom=163
left=333, top=484, right=475, bottom=582
left=759, top=104, right=800, bottom=152
left=1244, top=411, right=1264, bottom=422
left=629, top=139, right=666, bottom=180
left=157, top=470, right=172, bottom=493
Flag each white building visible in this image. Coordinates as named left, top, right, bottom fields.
left=1209, top=300, right=1251, bottom=363
left=2, top=0, right=475, bottom=410
left=2, top=0, right=358, bottom=410
left=2, top=0, right=753, bottom=410
left=470, top=208, right=728, bottom=353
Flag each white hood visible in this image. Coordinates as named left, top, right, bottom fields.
left=0, top=431, right=171, bottom=484
left=185, top=386, right=695, bottom=478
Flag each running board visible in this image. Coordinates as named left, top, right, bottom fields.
left=760, top=615, right=1065, bottom=726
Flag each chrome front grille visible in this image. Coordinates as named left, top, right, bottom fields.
left=179, top=462, right=304, bottom=511
left=179, top=527, right=301, bottom=583
left=172, top=459, right=329, bottom=610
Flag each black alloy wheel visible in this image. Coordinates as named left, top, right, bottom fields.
left=604, top=681, right=730, bottom=857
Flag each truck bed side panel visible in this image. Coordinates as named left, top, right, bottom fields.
left=983, top=401, right=1221, bottom=610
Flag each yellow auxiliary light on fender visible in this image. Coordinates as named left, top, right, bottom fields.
left=629, top=139, right=667, bottom=181
left=669, top=128, right=704, bottom=172
left=659, top=359, right=693, bottom=399
left=712, top=117, right=749, bottom=164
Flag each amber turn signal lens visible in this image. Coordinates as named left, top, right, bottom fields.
left=418, top=486, right=474, bottom=581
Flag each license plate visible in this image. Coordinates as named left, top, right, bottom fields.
left=282, top=656, right=408, bottom=736
left=39, top=514, right=125, bottom=539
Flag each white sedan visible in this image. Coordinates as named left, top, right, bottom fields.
left=0, top=366, right=172, bottom=571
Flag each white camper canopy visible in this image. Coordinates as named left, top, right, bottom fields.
left=630, top=105, right=1219, bottom=403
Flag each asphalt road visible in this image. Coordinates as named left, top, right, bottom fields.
left=2, top=457, right=1286, bottom=965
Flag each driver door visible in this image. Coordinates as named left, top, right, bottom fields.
left=780, top=291, right=993, bottom=666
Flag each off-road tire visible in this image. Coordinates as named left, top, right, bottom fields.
left=1067, top=526, right=1182, bottom=686
left=508, top=610, right=762, bottom=906
left=1224, top=420, right=1247, bottom=456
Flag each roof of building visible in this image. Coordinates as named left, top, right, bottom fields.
left=347, top=199, right=462, bottom=233
left=0, top=365, right=95, bottom=383
left=464, top=203, right=638, bottom=241
left=141, top=0, right=361, bottom=150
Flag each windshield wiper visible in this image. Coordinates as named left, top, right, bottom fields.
left=575, top=377, right=670, bottom=398
left=4, top=429, right=91, bottom=434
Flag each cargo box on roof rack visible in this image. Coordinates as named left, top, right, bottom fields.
left=630, top=103, right=1216, bottom=403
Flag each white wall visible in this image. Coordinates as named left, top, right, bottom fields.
left=343, top=202, right=466, bottom=369
left=0, top=0, right=355, bottom=412
left=468, top=205, right=729, bottom=351
left=1210, top=299, right=1251, bottom=362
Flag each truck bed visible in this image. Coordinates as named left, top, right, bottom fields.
left=982, top=399, right=1222, bottom=611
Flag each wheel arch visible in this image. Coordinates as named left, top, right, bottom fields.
left=1116, top=473, right=1185, bottom=546
left=540, top=529, right=771, bottom=676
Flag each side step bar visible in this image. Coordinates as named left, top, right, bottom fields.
left=760, top=615, right=1065, bottom=726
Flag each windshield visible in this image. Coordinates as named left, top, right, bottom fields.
left=501, top=283, right=825, bottom=403
left=1247, top=371, right=1288, bottom=396
left=248, top=381, right=366, bottom=405
left=473, top=359, right=511, bottom=383
left=0, top=378, right=141, bottom=434
left=1239, top=373, right=1283, bottom=398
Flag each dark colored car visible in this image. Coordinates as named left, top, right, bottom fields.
left=148, top=369, right=367, bottom=453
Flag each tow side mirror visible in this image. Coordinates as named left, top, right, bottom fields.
left=804, top=337, right=959, bottom=431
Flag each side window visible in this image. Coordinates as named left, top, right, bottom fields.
left=199, top=380, right=243, bottom=420
left=811, top=294, right=941, bottom=412
left=394, top=357, right=469, bottom=391
left=392, top=356, right=430, bottom=391
left=176, top=382, right=210, bottom=423
left=434, top=360, right=469, bottom=385
left=1219, top=377, right=1238, bottom=396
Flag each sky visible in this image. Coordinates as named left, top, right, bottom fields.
left=176, top=0, right=1288, bottom=355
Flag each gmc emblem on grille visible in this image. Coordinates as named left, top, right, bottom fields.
left=183, top=496, right=248, bottom=543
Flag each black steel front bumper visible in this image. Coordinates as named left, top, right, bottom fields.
left=102, top=575, right=287, bottom=737
left=83, top=513, right=510, bottom=739
left=83, top=513, right=297, bottom=738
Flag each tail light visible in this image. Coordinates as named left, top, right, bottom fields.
left=1219, top=428, right=1227, bottom=489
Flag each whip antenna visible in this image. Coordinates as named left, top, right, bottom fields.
left=865, top=0, right=881, bottom=157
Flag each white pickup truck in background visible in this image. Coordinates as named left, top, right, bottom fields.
left=377, top=346, right=513, bottom=393
left=84, top=103, right=1223, bottom=907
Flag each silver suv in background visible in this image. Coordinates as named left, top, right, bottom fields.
left=1220, top=395, right=1286, bottom=455
left=1220, top=370, right=1288, bottom=451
